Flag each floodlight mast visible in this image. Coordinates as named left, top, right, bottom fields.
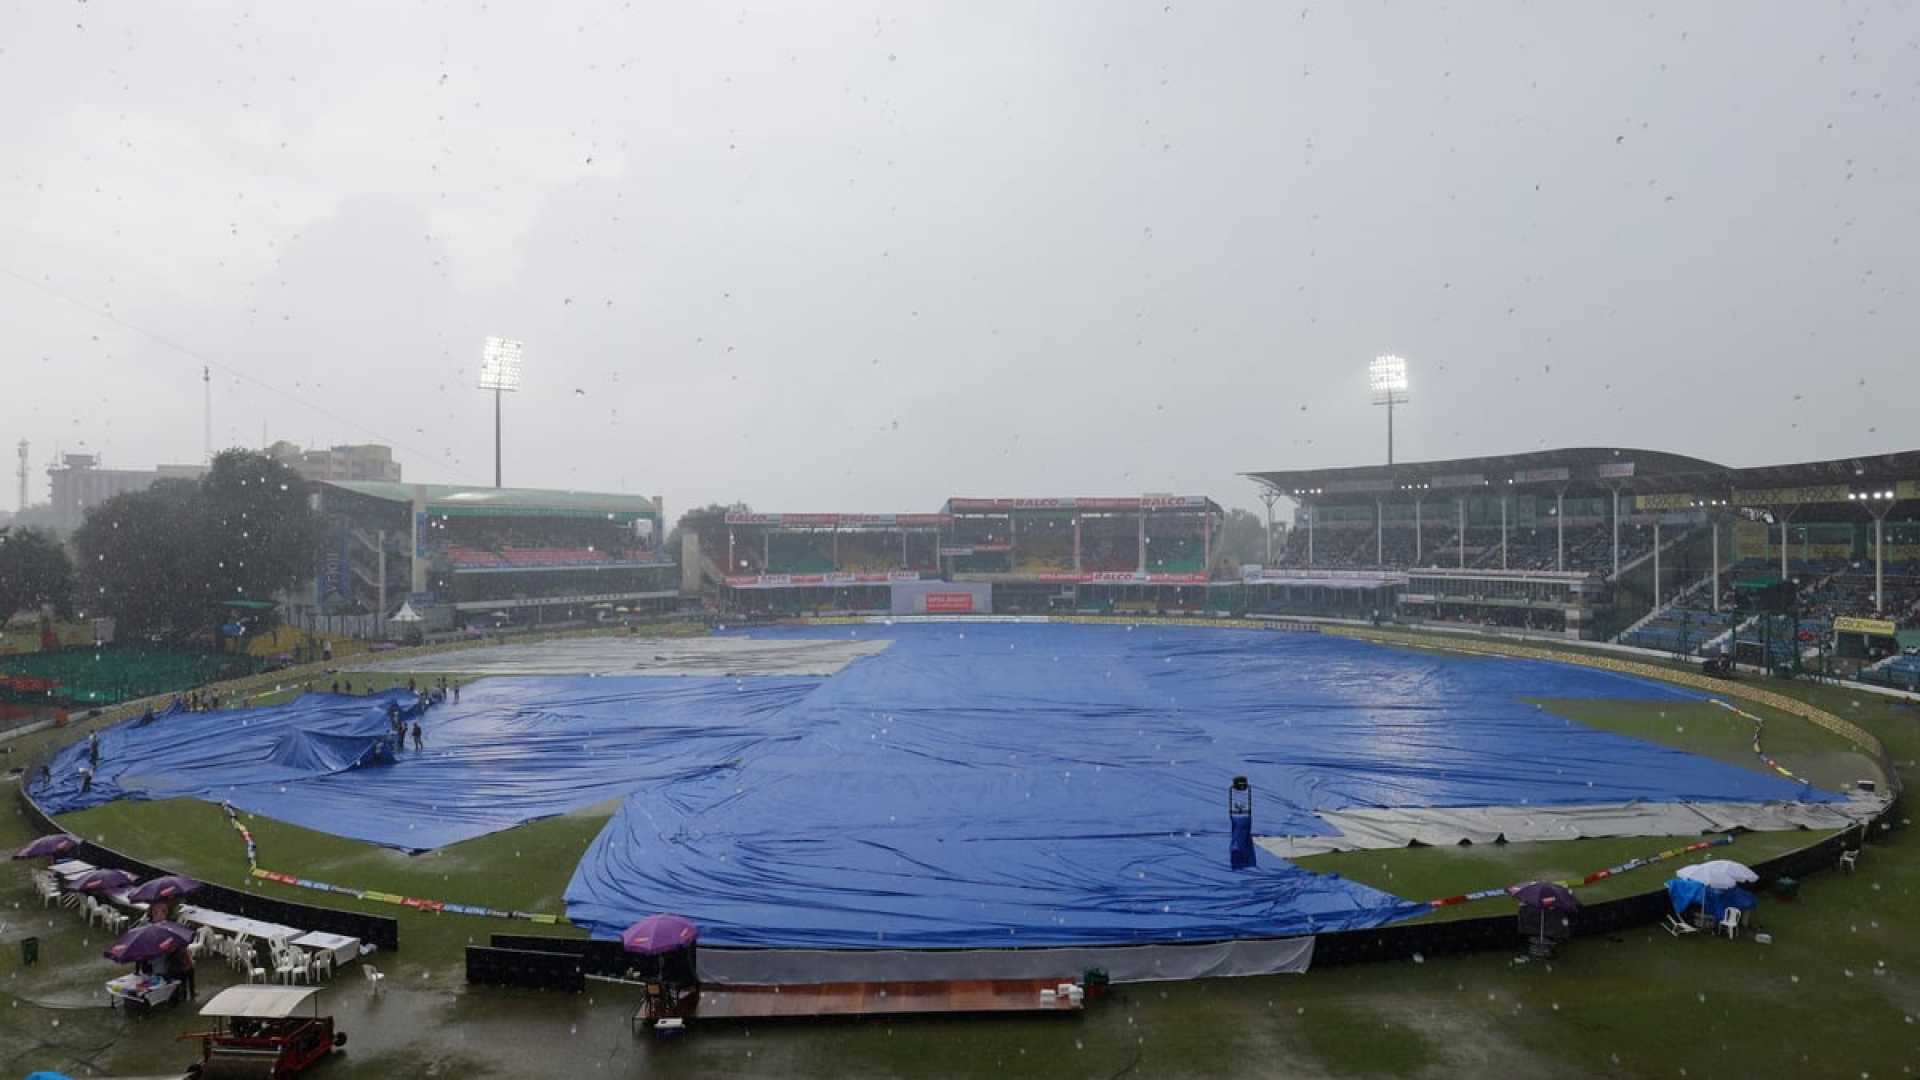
left=1369, top=355, right=1410, bottom=466
left=479, top=337, right=524, bottom=488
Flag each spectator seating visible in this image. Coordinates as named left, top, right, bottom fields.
left=1866, top=654, right=1920, bottom=691
left=448, top=544, right=658, bottom=570
left=1620, top=606, right=1737, bottom=654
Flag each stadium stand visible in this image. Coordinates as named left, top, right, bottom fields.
left=1080, top=516, right=1140, bottom=572
left=767, top=532, right=837, bottom=574
left=1618, top=592, right=1738, bottom=655
left=307, top=482, right=673, bottom=633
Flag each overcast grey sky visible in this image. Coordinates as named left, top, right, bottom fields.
left=4, top=1, right=1915, bottom=520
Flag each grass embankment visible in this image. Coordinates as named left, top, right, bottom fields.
left=55, top=797, right=604, bottom=960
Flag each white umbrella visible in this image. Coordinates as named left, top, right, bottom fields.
left=1676, top=860, right=1758, bottom=890
left=389, top=602, right=423, bottom=624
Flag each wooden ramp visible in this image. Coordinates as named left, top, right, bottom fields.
left=657, top=979, right=1085, bottom=1023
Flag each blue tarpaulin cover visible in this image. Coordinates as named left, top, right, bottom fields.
left=565, top=625, right=1828, bottom=946
left=36, top=624, right=1832, bottom=947
left=1665, top=878, right=1758, bottom=923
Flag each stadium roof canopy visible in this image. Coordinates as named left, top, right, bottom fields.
left=322, top=481, right=662, bottom=520
left=1246, top=448, right=1920, bottom=508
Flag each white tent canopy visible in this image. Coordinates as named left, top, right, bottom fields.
left=389, top=602, right=422, bottom=624
left=198, top=985, right=323, bottom=1019
left=1675, top=860, right=1758, bottom=890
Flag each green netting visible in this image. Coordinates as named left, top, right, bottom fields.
left=0, top=644, right=261, bottom=705
left=766, top=533, right=836, bottom=573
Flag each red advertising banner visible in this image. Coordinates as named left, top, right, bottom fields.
left=723, top=572, right=923, bottom=589
left=724, top=513, right=952, bottom=527
left=923, top=592, right=976, bottom=614
left=952, top=571, right=1211, bottom=585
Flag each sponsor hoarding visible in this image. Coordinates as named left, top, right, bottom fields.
left=724, top=572, right=923, bottom=589
left=723, top=513, right=951, bottom=527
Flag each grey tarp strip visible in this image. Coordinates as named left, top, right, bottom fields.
left=696, top=937, right=1315, bottom=985
left=1255, top=796, right=1887, bottom=858
left=348, top=636, right=891, bottom=677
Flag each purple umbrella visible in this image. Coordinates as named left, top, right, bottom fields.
left=1510, top=880, right=1582, bottom=912
left=127, top=875, right=201, bottom=904
left=102, top=920, right=194, bottom=965
left=74, top=868, right=138, bottom=894
left=12, top=834, right=79, bottom=860
left=621, top=914, right=699, bottom=955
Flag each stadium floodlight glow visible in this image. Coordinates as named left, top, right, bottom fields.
left=480, top=336, right=524, bottom=392
left=480, top=336, right=525, bottom=488
left=1369, top=354, right=1410, bottom=466
left=1369, top=355, right=1410, bottom=403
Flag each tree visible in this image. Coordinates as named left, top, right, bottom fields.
left=74, top=481, right=211, bottom=635
left=198, top=449, right=321, bottom=617
left=665, top=502, right=750, bottom=573
left=1209, top=508, right=1269, bottom=576
left=0, top=527, right=76, bottom=618
left=73, top=449, right=319, bottom=637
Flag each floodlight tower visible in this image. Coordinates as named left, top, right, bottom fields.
left=479, top=336, right=525, bottom=489
left=1369, top=355, right=1410, bottom=466
left=1257, top=486, right=1283, bottom=566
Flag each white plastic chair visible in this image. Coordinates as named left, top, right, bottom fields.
left=276, top=948, right=307, bottom=985
left=1662, top=913, right=1700, bottom=937
left=1719, top=907, right=1743, bottom=939
left=1839, top=848, right=1860, bottom=873
left=308, top=949, right=334, bottom=983
left=245, top=946, right=270, bottom=984
left=362, top=964, right=386, bottom=994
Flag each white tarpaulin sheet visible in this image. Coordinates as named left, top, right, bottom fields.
left=349, top=635, right=891, bottom=677
left=1256, top=795, right=1886, bottom=858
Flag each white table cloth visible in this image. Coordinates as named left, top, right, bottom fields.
left=176, top=904, right=301, bottom=944
left=291, top=931, right=360, bottom=966
left=100, top=887, right=149, bottom=912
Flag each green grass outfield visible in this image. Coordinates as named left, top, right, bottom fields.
left=4, top=638, right=1917, bottom=1077
left=55, top=797, right=601, bottom=957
